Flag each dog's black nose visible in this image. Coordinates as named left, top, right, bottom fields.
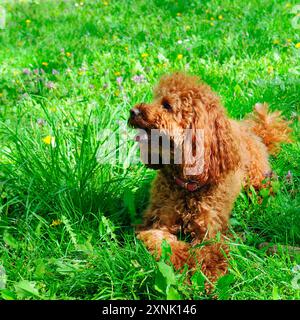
left=130, top=108, right=140, bottom=118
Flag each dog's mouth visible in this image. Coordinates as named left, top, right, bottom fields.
left=128, top=120, right=165, bottom=169
left=128, top=115, right=152, bottom=130
left=128, top=116, right=153, bottom=143
left=128, top=113, right=178, bottom=169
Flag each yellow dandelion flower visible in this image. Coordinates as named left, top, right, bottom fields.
left=286, top=39, right=292, bottom=43
left=267, top=66, right=274, bottom=74
left=177, top=54, right=183, bottom=60
left=141, top=53, right=149, bottom=58
left=273, top=39, right=280, bottom=44
left=66, top=52, right=72, bottom=57
left=177, top=12, right=182, bottom=17
left=50, top=219, right=62, bottom=227
left=42, top=62, right=48, bottom=66
left=125, top=46, right=128, bottom=51
left=210, top=17, right=215, bottom=20
left=295, top=42, right=300, bottom=48
left=218, top=15, right=223, bottom=20
left=210, top=22, right=215, bottom=26
left=25, top=19, right=31, bottom=24
left=115, top=90, right=120, bottom=97
left=42, top=135, right=54, bottom=145
left=114, top=71, right=121, bottom=76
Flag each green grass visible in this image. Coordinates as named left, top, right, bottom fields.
left=0, top=0, right=300, bottom=300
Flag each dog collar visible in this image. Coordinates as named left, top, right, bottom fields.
left=174, top=176, right=201, bottom=192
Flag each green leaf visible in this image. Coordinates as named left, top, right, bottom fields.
left=166, top=286, right=182, bottom=300
left=77, top=235, right=94, bottom=253
left=272, top=286, right=281, bottom=300
left=259, top=188, right=270, bottom=198
left=154, top=268, right=167, bottom=294
left=271, top=181, right=281, bottom=193
left=191, top=271, right=205, bottom=292
left=34, top=260, right=46, bottom=278
left=157, top=261, right=176, bottom=286
left=3, top=231, right=19, bottom=249
left=216, top=274, right=235, bottom=299
left=35, top=221, right=43, bottom=237
left=160, top=240, right=172, bottom=262
left=234, top=84, right=242, bottom=95
left=14, top=280, right=40, bottom=299
left=216, top=274, right=235, bottom=289
left=99, top=216, right=117, bottom=241
left=55, top=260, right=79, bottom=275
left=248, top=186, right=258, bottom=204
left=229, top=218, right=241, bottom=227
left=1, top=289, right=16, bottom=300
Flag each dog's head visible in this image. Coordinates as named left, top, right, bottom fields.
left=129, top=72, right=240, bottom=183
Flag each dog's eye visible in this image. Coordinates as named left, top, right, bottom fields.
left=162, top=101, right=172, bottom=111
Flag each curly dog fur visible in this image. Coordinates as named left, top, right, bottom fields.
left=128, top=72, right=291, bottom=285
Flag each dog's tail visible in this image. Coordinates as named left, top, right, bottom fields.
left=247, top=103, right=292, bottom=155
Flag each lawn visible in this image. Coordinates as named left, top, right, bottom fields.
left=0, top=0, right=299, bottom=300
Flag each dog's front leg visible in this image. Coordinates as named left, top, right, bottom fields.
left=137, top=229, right=192, bottom=270
left=184, top=206, right=231, bottom=285
left=191, top=238, right=229, bottom=287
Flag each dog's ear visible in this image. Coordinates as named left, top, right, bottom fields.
left=204, top=105, right=240, bottom=183
left=181, top=96, right=240, bottom=184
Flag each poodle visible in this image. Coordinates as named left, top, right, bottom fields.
left=128, top=72, right=291, bottom=285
